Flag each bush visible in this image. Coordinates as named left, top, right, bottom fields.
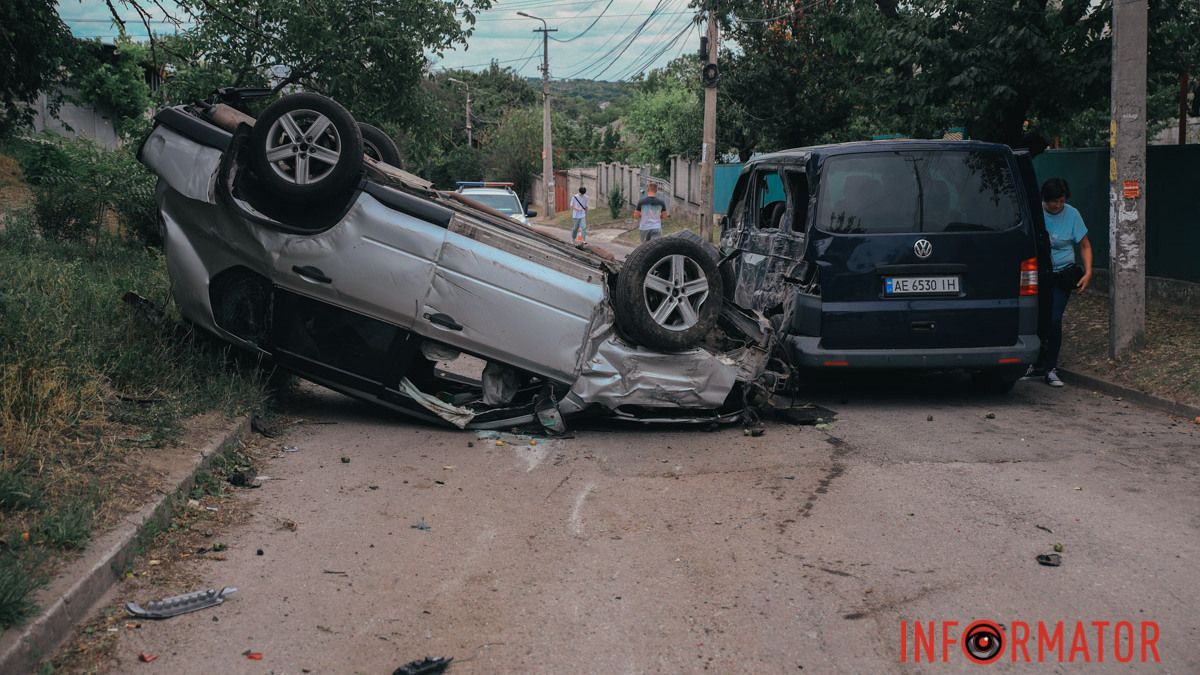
left=10, top=135, right=158, bottom=246
left=608, top=185, right=624, bottom=219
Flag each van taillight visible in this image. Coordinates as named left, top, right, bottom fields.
left=1019, top=258, right=1038, bottom=296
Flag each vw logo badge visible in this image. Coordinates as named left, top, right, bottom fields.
left=914, top=239, right=933, bottom=258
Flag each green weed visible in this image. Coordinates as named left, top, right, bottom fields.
left=37, top=499, right=94, bottom=551
left=0, top=549, right=44, bottom=629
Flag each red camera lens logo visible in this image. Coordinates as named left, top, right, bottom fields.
left=963, top=620, right=1004, bottom=664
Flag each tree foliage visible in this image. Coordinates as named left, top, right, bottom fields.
left=70, top=40, right=153, bottom=137
left=0, top=0, right=75, bottom=136
left=482, top=106, right=541, bottom=201
left=624, top=78, right=701, bottom=174
left=169, top=0, right=492, bottom=130
left=867, top=0, right=1112, bottom=146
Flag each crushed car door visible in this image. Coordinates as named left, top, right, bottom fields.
left=727, top=166, right=809, bottom=314
left=419, top=214, right=607, bottom=385
left=269, top=184, right=448, bottom=333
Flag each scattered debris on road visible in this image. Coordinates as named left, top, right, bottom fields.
left=1053, top=542, right=1064, bottom=552
left=227, top=469, right=261, bottom=488
left=393, top=656, right=453, bottom=675
left=1036, top=553, right=1062, bottom=567
left=125, top=587, right=238, bottom=619
left=1035, top=524, right=1053, bottom=533
left=251, top=414, right=280, bottom=438
left=244, top=650, right=264, bottom=660
left=411, top=519, right=432, bottom=531
left=283, top=445, right=299, bottom=453
left=138, top=653, right=157, bottom=663
left=986, top=412, right=996, bottom=419
left=341, top=456, right=351, bottom=463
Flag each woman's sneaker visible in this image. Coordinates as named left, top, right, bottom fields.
left=1045, top=369, right=1064, bottom=387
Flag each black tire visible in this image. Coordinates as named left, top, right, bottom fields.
left=250, top=93, right=363, bottom=203
left=971, top=367, right=1023, bottom=394
left=358, top=123, right=401, bottom=166
left=613, top=235, right=724, bottom=351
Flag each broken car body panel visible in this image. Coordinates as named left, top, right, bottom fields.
left=140, top=103, right=775, bottom=429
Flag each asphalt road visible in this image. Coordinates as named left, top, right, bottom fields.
left=93, top=371, right=1200, bottom=673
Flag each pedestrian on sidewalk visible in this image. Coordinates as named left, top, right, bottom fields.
left=633, top=182, right=669, bottom=243
left=570, top=186, right=589, bottom=245
left=1031, top=177, right=1093, bottom=387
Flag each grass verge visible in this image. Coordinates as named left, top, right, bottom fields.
left=0, top=215, right=268, bottom=632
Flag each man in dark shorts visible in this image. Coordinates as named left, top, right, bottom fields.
left=633, top=182, right=669, bottom=243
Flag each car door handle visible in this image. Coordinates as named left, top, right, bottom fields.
left=425, top=313, right=463, bottom=331
left=292, top=265, right=332, bottom=284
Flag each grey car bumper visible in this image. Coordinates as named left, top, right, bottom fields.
left=786, top=334, right=1040, bottom=369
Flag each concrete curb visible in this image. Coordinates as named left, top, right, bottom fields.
left=1060, top=368, right=1200, bottom=421
left=0, top=416, right=249, bottom=673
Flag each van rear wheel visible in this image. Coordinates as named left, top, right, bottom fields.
left=971, top=366, right=1023, bottom=394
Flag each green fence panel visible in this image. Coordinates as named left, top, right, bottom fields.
left=714, top=163, right=743, bottom=215
left=1144, top=145, right=1200, bottom=283
left=1035, top=145, right=1200, bottom=283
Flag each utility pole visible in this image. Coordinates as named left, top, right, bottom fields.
left=447, top=77, right=473, bottom=147
left=698, top=10, right=719, bottom=243
left=1109, top=0, right=1147, bottom=357
left=518, top=11, right=557, bottom=218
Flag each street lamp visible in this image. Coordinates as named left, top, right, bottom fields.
left=446, top=77, right=473, bottom=147
left=517, top=11, right=557, bottom=218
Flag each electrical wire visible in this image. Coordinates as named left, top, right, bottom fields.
left=560, top=0, right=674, bottom=80
left=550, top=0, right=614, bottom=43
left=608, top=10, right=695, bottom=80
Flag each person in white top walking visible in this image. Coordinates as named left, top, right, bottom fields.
left=570, top=186, right=589, bottom=245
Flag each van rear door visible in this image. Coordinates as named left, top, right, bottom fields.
left=811, top=148, right=1036, bottom=350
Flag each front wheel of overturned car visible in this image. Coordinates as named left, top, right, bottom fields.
left=250, top=93, right=364, bottom=203
left=613, top=236, right=724, bottom=351
left=358, top=123, right=401, bottom=166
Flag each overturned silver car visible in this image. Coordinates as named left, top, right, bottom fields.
left=139, top=91, right=783, bottom=431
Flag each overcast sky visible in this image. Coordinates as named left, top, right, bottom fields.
left=60, top=0, right=702, bottom=82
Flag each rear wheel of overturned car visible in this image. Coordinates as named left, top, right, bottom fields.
left=250, top=93, right=363, bottom=203
left=614, top=236, right=724, bottom=351
left=358, top=123, right=401, bottom=166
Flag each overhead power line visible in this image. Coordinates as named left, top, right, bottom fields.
left=550, top=0, right=614, bottom=43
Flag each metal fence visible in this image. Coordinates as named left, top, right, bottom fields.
left=1034, top=145, right=1200, bottom=283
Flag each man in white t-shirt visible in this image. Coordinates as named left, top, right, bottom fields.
left=570, top=186, right=589, bottom=245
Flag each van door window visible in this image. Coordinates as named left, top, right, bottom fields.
left=784, top=170, right=809, bottom=235
left=754, top=169, right=787, bottom=230
left=815, top=150, right=1022, bottom=234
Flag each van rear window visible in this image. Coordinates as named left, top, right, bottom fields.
left=815, top=150, right=1022, bottom=234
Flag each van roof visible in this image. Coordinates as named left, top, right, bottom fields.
left=747, top=139, right=1014, bottom=167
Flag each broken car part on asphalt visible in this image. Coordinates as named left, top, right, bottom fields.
left=393, top=656, right=453, bottom=675
left=138, top=89, right=789, bottom=435
left=125, top=587, right=238, bottom=619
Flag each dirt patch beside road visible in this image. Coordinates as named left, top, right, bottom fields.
left=1061, top=290, right=1200, bottom=409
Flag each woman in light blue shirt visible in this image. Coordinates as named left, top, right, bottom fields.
left=1033, top=177, right=1093, bottom=387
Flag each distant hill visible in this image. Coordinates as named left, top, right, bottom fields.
left=531, top=79, right=635, bottom=108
